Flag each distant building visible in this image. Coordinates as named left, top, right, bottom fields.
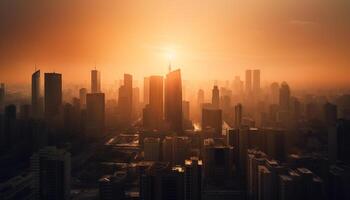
left=202, top=108, right=222, bottom=137
left=279, top=82, right=290, bottom=112
left=32, top=70, right=42, bottom=118
left=235, top=104, right=243, bottom=128
left=270, top=82, right=279, bottom=105
left=143, top=77, right=150, bottom=105
left=165, top=69, right=183, bottom=133
left=212, top=85, right=220, bottom=109
left=86, top=93, right=105, bottom=136
left=245, top=70, right=252, bottom=93
left=146, top=76, right=163, bottom=129
left=79, top=88, right=87, bottom=109
left=253, top=69, right=260, bottom=95
left=91, top=69, right=101, bottom=93
left=118, top=74, right=133, bottom=126
left=31, top=146, right=71, bottom=200
left=44, top=73, right=62, bottom=119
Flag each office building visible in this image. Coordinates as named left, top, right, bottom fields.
left=31, top=146, right=71, bottom=200
left=253, top=69, right=260, bottom=95
left=79, top=88, right=87, bottom=109
left=165, top=69, right=183, bottom=133
left=235, top=103, right=242, bottom=128
left=86, top=93, right=105, bottom=136
left=44, top=73, right=62, bottom=119
left=212, top=85, right=220, bottom=109
left=147, top=75, right=163, bottom=129
left=91, top=69, right=101, bottom=93
left=270, top=82, right=279, bottom=105
left=245, top=70, right=252, bottom=93
left=118, top=74, right=133, bottom=126
left=143, top=77, right=150, bottom=105
left=279, top=82, right=290, bottom=112
left=32, top=70, right=41, bottom=118
left=184, top=157, right=202, bottom=200
left=202, top=108, right=222, bottom=137
left=173, top=136, right=190, bottom=165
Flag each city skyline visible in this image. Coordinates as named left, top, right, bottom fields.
left=0, top=1, right=349, bottom=200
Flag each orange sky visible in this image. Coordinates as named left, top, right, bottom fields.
left=0, top=0, right=349, bottom=89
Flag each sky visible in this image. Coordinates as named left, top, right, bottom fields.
left=0, top=0, right=349, bottom=88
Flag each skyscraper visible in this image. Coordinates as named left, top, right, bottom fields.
left=245, top=69, right=252, bottom=93
left=235, top=103, right=243, bottom=128
left=279, top=82, right=290, bottom=112
left=91, top=69, right=101, bottom=93
left=118, top=74, right=133, bottom=126
left=270, top=82, right=279, bottom=105
left=253, top=69, right=260, bottom=94
left=165, top=69, right=183, bottom=133
left=44, top=73, right=62, bottom=119
left=86, top=93, right=105, bottom=136
left=31, top=146, right=71, bottom=200
left=143, top=77, right=150, bottom=105
left=202, top=108, right=222, bottom=137
left=32, top=70, right=41, bottom=118
left=79, top=88, right=87, bottom=109
left=212, top=85, right=220, bottom=109
left=148, top=75, right=163, bottom=129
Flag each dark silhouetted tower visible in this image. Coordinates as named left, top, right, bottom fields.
left=212, top=85, right=219, bottom=109
left=79, top=88, right=87, bottom=109
left=148, top=75, right=163, bottom=129
left=165, top=69, right=183, bottom=133
left=86, top=93, right=105, bottom=136
left=44, top=73, right=62, bottom=119
left=118, top=74, right=133, bottom=126
left=253, top=69, right=260, bottom=94
left=143, top=77, right=150, bottom=105
left=279, top=82, right=290, bottom=111
left=235, top=103, right=243, bottom=128
left=32, top=70, right=41, bottom=118
left=245, top=70, right=252, bottom=93
left=91, top=69, right=101, bottom=93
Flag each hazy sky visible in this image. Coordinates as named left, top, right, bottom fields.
left=0, top=0, right=349, bottom=88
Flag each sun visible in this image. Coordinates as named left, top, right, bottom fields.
left=165, top=49, right=175, bottom=62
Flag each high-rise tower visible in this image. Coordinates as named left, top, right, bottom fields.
left=44, top=73, right=62, bottom=119
left=91, top=69, right=101, bottom=93
left=165, top=69, right=183, bottom=133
